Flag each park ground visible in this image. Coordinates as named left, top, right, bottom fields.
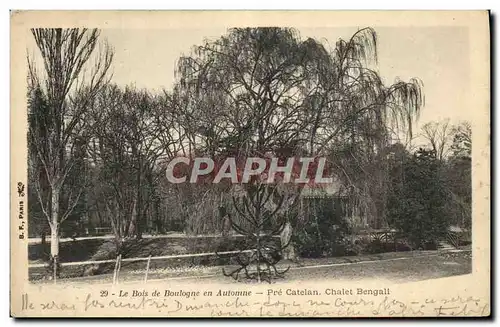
left=31, top=247, right=471, bottom=286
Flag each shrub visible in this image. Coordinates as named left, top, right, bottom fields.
left=387, top=149, right=452, bottom=248
left=295, top=197, right=351, bottom=258
left=363, top=239, right=387, bottom=254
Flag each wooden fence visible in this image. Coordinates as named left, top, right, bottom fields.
left=29, top=249, right=260, bottom=284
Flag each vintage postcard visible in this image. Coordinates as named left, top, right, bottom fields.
left=10, top=10, right=490, bottom=317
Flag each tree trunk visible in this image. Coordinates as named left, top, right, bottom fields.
left=280, top=221, right=295, bottom=261
left=50, top=188, right=60, bottom=257
left=128, top=198, right=137, bottom=237
left=135, top=167, right=143, bottom=239
left=50, top=227, right=59, bottom=257
left=41, top=230, right=46, bottom=246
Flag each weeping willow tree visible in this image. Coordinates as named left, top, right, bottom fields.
left=173, top=27, right=327, bottom=263
left=173, top=27, right=424, bottom=266
left=301, top=27, right=425, bottom=229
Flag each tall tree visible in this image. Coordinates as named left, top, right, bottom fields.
left=316, top=28, right=423, bottom=229
left=27, top=28, right=113, bottom=261
left=446, top=121, right=472, bottom=228
left=174, top=27, right=424, bottom=259
left=450, top=121, right=472, bottom=158
left=387, top=148, right=451, bottom=248
left=175, top=28, right=325, bottom=261
left=420, top=119, right=453, bottom=161
left=88, top=85, right=183, bottom=247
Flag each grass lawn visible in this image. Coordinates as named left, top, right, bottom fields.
left=32, top=249, right=471, bottom=285
left=28, top=235, right=279, bottom=280
left=281, top=250, right=472, bottom=284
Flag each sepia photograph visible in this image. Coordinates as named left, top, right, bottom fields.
left=10, top=10, right=490, bottom=317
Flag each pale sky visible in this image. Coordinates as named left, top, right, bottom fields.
left=26, top=26, right=471, bottom=138
left=100, top=26, right=471, bottom=133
